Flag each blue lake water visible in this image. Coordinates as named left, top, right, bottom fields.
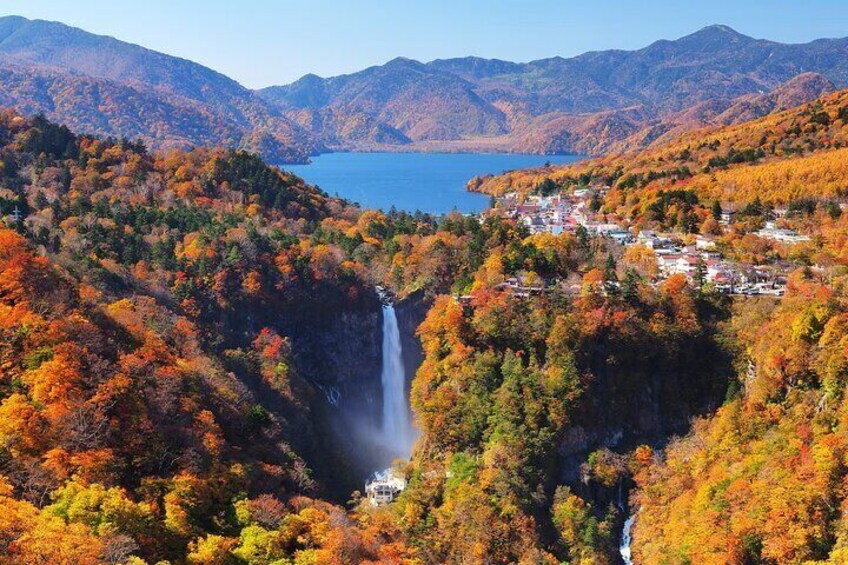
left=286, top=152, right=582, bottom=215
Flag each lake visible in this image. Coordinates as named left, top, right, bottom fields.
left=286, top=152, right=582, bottom=215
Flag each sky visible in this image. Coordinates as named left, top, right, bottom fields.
left=4, top=0, right=848, bottom=89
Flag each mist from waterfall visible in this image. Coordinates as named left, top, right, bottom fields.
left=380, top=303, right=414, bottom=459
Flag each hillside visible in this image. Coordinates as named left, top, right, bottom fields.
left=0, top=16, right=318, bottom=163
left=473, top=86, right=848, bottom=207
left=0, top=108, right=750, bottom=564
left=261, top=25, right=848, bottom=155
left=467, top=83, right=848, bottom=564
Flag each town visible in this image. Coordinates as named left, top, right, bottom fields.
left=493, top=187, right=819, bottom=298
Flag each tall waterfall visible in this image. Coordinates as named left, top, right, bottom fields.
left=380, top=303, right=413, bottom=458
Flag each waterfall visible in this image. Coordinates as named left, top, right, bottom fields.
left=380, top=303, right=413, bottom=458
left=620, top=514, right=635, bottom=565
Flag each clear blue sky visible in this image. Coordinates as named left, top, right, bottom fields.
left=5, top=0, right=848, bottom=88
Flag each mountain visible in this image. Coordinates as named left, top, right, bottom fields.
left=714, top=71, right=836, bottom=124
left=260, top=25, right=848, bottom=154
left=0, top=16, right=318, bottom=162
left=260, top=57, right=509, bottom=147
left=1, top=18, right=846, bottom=161
left=579, top=71, right=837, bottom=155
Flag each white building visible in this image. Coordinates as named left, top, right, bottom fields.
left=756, top=224, right=811, bottom=244
left=365, top=469, right=406, bottom=506
left=695, top=235, right=717, bottom=250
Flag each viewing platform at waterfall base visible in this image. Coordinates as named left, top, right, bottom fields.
left=365, top=468, right=407, bottom=506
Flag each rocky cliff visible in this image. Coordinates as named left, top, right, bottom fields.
left=287, top=291, right=428, bottom=498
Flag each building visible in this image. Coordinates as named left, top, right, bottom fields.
left=636, top=230, right=674, bottom=250
left=365, top=469, right=407, bottom=506
left=606, top=229, right=634, bottom=245
left=756, top=223, right=811, bottom=244
left=695, top=235, right=717, bottom=250
left=720, top=209, right=737, bottom=225
left=657, top=253, right=700, bottom=278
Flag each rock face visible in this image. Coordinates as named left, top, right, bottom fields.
left=291, top=306, right=384, bottom=417
left=554, top=321, right=733, bottom=521
left=395, top=292, right=429, bottom=401
left=288, top=292, right=428, bottom=498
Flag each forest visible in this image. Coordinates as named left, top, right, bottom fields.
left=1, top=84, right=848, bottom=565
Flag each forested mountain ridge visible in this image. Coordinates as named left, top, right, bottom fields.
left=261, top=25, right=848, bottom=155
left=0, top=16, right=319, bottom=163
left=474, top=85, right=848, bottom=211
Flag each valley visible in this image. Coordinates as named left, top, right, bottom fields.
left=1, top=8, right=848, bottom=565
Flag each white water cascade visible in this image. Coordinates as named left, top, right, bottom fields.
left=620, top=514, right=635, bottom=565
left=380, top=303, right=414, bottom=458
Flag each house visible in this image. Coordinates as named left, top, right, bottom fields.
left=523, top=215, right=547, bottom=234
left=720, top=210, right=737, bottom=225
left=495, top=273, right=548, bottom=296
left=657, top=254, right=700, bottom=278
left=695, top=235, right=716, bottom=250
left=637, top=230, right=674, bottom=250
left=607, top=229, right=634, bottom=244
left=516, top=204, right=541, bottom=215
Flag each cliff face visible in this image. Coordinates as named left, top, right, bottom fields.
left=395, top=291, right=430, bottom=400
left=289, top=292, right=428, bottom=422
left=288, top=292, right=428, bottom=498
left=290, top=306, right=383, bottom=417
left=557, top=320, right=733, bottom=516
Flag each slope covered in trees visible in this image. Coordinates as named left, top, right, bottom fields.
left=0, top=109, right=743, bottom=563
left=474, top=86, right=848, bottom=203
left=391, top=267, right=731, bottom=563
left=0, top=108, right=434, bottom=563
left=631, top=271, right=848, bottom=564
left=474, top=86, right=848, bottom=268
left=469, top=81, right=848, bottom=564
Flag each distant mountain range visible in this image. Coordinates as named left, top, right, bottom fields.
left=0, top=16, right=318, bottom=163
left=260, top=25, right=846, bottom=155
left=1, top=17, right=847, bottom=161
